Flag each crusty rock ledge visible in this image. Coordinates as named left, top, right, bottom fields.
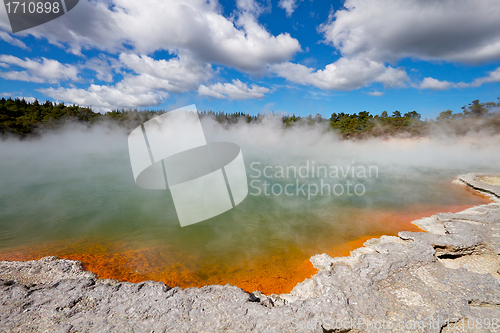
left=1, top=173, right=500, bottom=333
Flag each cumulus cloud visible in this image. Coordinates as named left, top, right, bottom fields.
left=419, top=77, right=453, bottom=91
left=368, top=91, right=383, bottom=96
left=82, top=55, right=121, bottom=83
left=319, top=0, right=500, bottom=63
left=0, top=55, right=79, bottom=83
left=18, top=0, right=300, bottom=72
left=198, top=79, right=272, bottom=100
left=270, top=57, right=408, bottom=91
left=119, top=53, right=213, bottom=93
left=271, top=0, right=500, bottom=91
left=466, top=67, right=500, bottom=87
left=4, top=0, right=498, bottom=102
left=278, top=0, right=302, bottom=17
left=39, top=84, right=166, bottom=112
left=38, top=53, right=216, bottom=111
left=419, top=67, right=500, bottom=90
left=299, top=0, right=500, bottom=92
left=236, top=0, right=269, bottom=16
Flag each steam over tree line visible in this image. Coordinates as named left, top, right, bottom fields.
left=0, top=97, right=499, bottom=138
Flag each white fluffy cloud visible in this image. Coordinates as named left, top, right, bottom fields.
left=38, top=53, right=215, bottom=110
left=3, top=0, right=499, bottom=102
left=319, top=0, right=500, bottom=63
left=119, top=54, right=213, bottom=93
left=467, top=67, right=500, bottom=87
left=419, top=77, right=453, bottom=91
left=270, top=57, right=408, bottom=91
left=294, top=0, right=500, bottom=92
left=15, top=0, right=300, bottom=72
left=0, top=55, right=79, bottom=83
left=420, top=67, right=500, bottom=90
left=82, top=56, right=121, bottom=83
left=39, top=84, right=166, bottom=112
left=198, top=79, right=271, bottom=100
left=278, top=0, right=302, bottom=17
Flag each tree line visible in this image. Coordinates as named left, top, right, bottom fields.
left=0, top=97, right=498, bottom=138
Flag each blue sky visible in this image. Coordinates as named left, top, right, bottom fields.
left=0, top=0, right=499, bottom=119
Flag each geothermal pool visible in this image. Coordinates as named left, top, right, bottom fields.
left=0, top=125, right=497, bottom=294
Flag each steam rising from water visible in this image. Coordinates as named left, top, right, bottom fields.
left=0, top=117, right=498, bottom=292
